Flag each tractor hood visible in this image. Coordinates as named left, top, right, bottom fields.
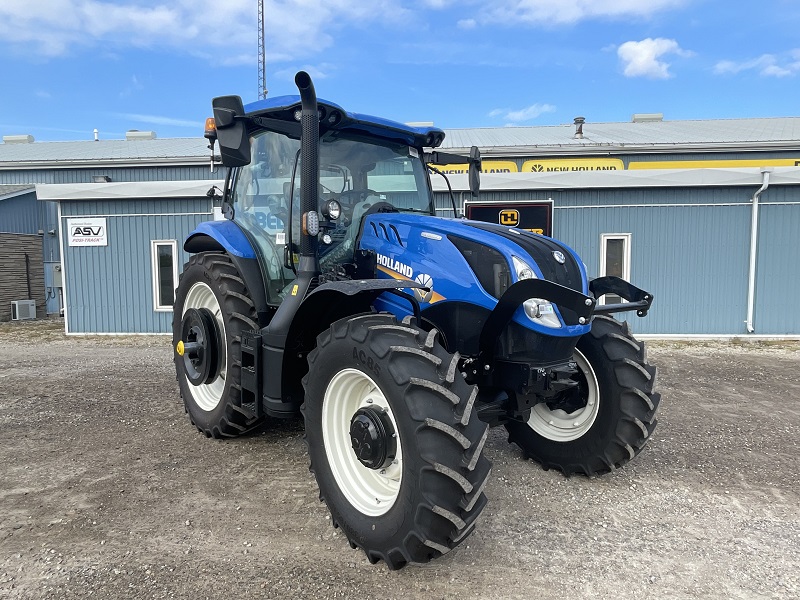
left=358, top=213, right=590, bottom=340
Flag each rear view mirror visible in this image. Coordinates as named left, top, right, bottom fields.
left=212, top=95, right=251, bottom=167
left=469, top=146, right=481, bottom=198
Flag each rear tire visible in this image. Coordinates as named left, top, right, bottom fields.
left=505, top=315, right=660, bottom=476
left=172, top=252, right=264, bottom=438
left=302, top=313, right=491, bottom=569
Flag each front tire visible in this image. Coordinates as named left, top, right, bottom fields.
left=505, top=315, right=660, bottom=476
left=302, top=313, right=491, bottom=569
left=172, top=252, right=264, bottom=438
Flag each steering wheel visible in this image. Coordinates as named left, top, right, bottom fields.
left=360, top=201, right=397, bottom=216
left=337, top=189, right=379, bottom=207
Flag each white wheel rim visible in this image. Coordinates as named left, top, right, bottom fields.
left=527, top=349, right=599, bottom=442
left=322, top=368, right=402, bottom=517
left=182, top=282, right=227, bottom=412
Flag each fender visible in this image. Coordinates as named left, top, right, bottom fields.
left=184, top=220, right=256, bottom=258
left=183, top=220, right=271, bottom=326
left=257, top=279, right=427, bottom=419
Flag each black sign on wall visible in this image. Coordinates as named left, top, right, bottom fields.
left=465, top=201, right=553, bottom=236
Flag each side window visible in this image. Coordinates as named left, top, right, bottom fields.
left=151, top=240, right=178, bottom=311
left=230, top=130, right=300, bottom=304
left=599, top=233, right=631, bottom=304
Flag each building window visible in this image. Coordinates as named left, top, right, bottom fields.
left=599, top=233, right=631, bottom=305
left=151, top=240, right=178, bottom=311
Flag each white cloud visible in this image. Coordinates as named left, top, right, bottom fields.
left=273, top=64, right=335, bottom=82
left=483, top=0, right=685, bottom=25
left=617, top=38, right=691, bottom=79
left=116, top=113, right=202, bottom=128
left=714, top=51, right=800, bottom=78
left=458, top=19, right=477, bottom=30
left=489, top=103, right=556, bottom=123
left=0, top=0, right=411, bottom=62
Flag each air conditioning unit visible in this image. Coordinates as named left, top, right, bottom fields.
left=11, top=300, right=36, bottom=321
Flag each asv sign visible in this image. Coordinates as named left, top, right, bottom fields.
left=67, top=217, right=108, bottom=247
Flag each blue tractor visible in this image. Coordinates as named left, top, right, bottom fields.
left=173, top=72, right=660, bottom=569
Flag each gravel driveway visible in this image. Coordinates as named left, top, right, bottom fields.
left=1, top=320, right=798, bottom=599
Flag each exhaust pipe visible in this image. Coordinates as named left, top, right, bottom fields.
left=295, top=71, right=320, bottom=273
left=263, top=72, right=322, bottom=338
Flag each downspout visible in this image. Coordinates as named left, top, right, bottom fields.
left=745, top=168, right=772, bottom=333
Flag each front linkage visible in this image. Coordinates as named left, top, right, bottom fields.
left=466, top=276, right=654, bottom=427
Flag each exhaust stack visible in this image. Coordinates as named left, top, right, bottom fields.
left=295, top=71, right=320, bottom=274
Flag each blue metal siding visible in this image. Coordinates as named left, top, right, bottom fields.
left=0, top=165, right=221, bottom=185
left=60, top=197, right=211, bottom=217
left=62, top=200, right=211, bottom=333
left=554, top=203, right=752, bottom=335
left=449, top=184, right=800, bottom=335
left=0, top=191, right=42, bottom=233
left=754, top=200, right=800, bottom=334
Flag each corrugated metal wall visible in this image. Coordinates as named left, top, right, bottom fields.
left=61, top=198, right=212, bottom=334
left=0, top=165, right=221, bottom=185
left=754, top=186, right=800, bottom=334
left=60, top=198, right=210, bottom=217
left=0, top=191, right=46, bottom=233
left=440, top=184, right=800, bottom=335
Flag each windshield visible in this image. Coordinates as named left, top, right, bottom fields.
left=230, top=128, right=433, bottom=304
left=320, top=131, right=434, bottom=214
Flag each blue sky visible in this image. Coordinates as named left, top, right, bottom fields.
left=2, top=0, right=799, bottom=141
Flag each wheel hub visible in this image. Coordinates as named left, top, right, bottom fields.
left=179, top=308, right=221, bottom=386
left=349, top=407, right=396, bottom=470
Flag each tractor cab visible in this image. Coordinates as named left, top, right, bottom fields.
left=226, top=124, right=436, bottom=305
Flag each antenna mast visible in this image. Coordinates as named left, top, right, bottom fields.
left=257, top=0, right=267, bottom=99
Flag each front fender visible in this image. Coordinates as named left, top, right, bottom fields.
left=184, top=220, right=257, bottom=259
left=183, top=220, right=269, bottom=325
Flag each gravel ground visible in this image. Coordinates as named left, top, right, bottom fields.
left=1, top=319, right=798, bottom=599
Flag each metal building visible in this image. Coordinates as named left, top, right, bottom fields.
left=433, top=116, right=800, bottom=337
left=1, top=117, right=798, bottom=336
left=0, top=134, right=220, bottom=331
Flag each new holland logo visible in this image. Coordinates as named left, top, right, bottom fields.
left=413, top=273, right=434, bottom=303
left=499, top=209, right=520, bottom=227
left=376, top=253, right=414, bottom=278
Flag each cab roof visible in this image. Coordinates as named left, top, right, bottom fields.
left=243, top=95, right=445, bottom=149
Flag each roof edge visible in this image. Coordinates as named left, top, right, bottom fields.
left=0, top=156, right=219, bottom=171
left=444, top=141, right=800, bottom=157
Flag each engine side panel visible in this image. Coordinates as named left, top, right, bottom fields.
left=357, top=213, right=591, bottom=346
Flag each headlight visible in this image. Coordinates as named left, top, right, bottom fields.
left=512, top=256, right=562, bottom=329
left=322, top=199, right=341, bottom=220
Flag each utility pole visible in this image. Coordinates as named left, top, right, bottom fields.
left=257, top=0, right=267, bottom=99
